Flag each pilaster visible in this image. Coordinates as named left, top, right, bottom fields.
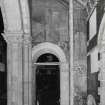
left=60, top=62, right=69, bottom=105
left=69, top=0, right=74, bottom=104
left=23, top=35, right=32, bottom=105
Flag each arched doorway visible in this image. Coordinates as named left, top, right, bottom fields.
left=32, top=42, right=69, bottom=105
left=36, top=53, right=60, bottom=105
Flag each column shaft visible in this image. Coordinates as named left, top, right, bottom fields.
left=23, top=36, right=32, bottom=105
left=6, top=35, right=23, bottom=105
left=69, top=0, right=74, bottom=104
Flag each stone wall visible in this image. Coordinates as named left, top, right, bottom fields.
left=31, top=0, right=70, bottom=60
left=30, top=0, right=87, bottom=105
left=73, top=1, right=87, bottom=105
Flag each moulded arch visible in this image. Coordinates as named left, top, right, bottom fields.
left=19, top=0, right=30, bottom=33
left=0, top=0, right=22, bottom=32
left=0, top=0, right=30, bottom=33
left=32, top=42, right=67, bottom=63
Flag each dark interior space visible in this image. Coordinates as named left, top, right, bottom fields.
left=36, top=53, right=60, bottom=105
left=0, top=8, right=7, bottom=105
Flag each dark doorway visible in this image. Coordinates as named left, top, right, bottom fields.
left=36, top=53, right=60, bottom=105
left=0, top=8, right=7, bottom=105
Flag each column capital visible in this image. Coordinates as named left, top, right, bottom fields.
left=2, top=31, right=23, bottom=44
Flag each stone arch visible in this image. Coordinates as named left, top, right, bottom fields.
left=0, top=0, right=22, bottom=32
left=19, top=0, right=30, bottom=33
left=0, top=0, right=30, bottom=33
left=32, top=42, right=67, bottom=62
left=32, top=42, right=69, bottom=105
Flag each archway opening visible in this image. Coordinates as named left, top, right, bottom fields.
left=36, top=53, right=60, bottom=105
left=0, top=8, right=7, bottom=105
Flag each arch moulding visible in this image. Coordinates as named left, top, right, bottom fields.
left=32, top=42, right=67, bottom=63
left=32, top=42, right=70, bottom=105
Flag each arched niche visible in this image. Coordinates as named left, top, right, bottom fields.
left=32, top=42, right=69, bottom=105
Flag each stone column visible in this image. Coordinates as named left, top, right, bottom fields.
left=69, top=0, right=74, bottom=105
left=4, top=33, right=23, bottom=105
left=23, top=35, right=32, bottom=105
left=98, top=46, right=105, bottom=105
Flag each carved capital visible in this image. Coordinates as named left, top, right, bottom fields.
left=2, top=32, right=23, bottom=44
left=3, top=35, right=23, bottom=44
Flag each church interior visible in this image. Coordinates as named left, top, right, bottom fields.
left=0, top=0, right=105, bottom=105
